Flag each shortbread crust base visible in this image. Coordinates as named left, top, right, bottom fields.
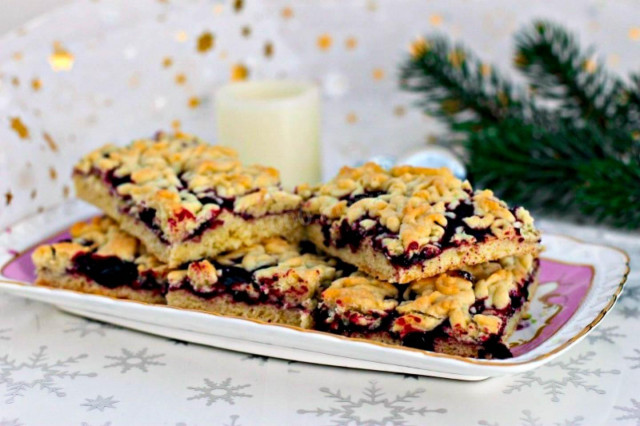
left=307, top=223, right=540, bottom=284
left=35, top=273, right=166, bottom=304
left=74, top=175, right=304, bottom=267
left=166, top=289, right=314, bottom=328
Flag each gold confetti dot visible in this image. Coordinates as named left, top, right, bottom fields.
left=346, top=112, right=358, bottom=124
left=30, top=189, right=37, bottom=199
left=233, top=0, right=243, bottom=12
left=171, top=119, right=182, bottom=132
left=11, top=77, right=20, bottom=87
left=31, top=78, right=42, bottom=91
left=241, top=26, right=251, bottom=37
left=48, top=42, right=74, bottom=71
left=372, top=68, right=385, bottom=80
left=317, top=34, right=333, bottom=51
left=37, top=206, right=44, bottom=213
left=629, top=27, right=640, bottom=41
left=49, top=167, right=57, bottom=180
left=448, top=50, right=465, bottom=68
left=197, top=31, right=215, bottom=53
left=394, top=106, right=406, bottom=117
left=4, top=191, right=12, bottom=206
left=366, top=0, right=377, bottom=11
left=429, top=14, right=443, bottom=26
left=213, top=4, right=224, bottom=15
left=281, top=7, right=293, bottom=19
left=63, top=185, right=70, bottom=199
left=188, top=97, right=200, bottom=108
left=264, top=42, right=274, bottom=58
left=409, top=36, right=429, bottom=57
left=12, top=52, right=23, bottom=61
left=583, top=59, right=597, bottom=73
left=480, top=63, right=492, bottom=77
left=231, top=63, right=249, bottom=81
left=345, top=37, right=358, bottom=50
left=43, top=132, right=58, bottom=152
left=175, top=73, right=187, bottom=85
left=175, top=31, right=188, bottom=42
left=9, top=117, right=29, bottom=139
left=162, top=57, right=173, bottom=68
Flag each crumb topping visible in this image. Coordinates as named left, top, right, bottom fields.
left=167, top=238, right=338, bottom=306
left=299, top=162, right=540, bottom=257
left=75, top=132, right=302, bottom=242
left=321, top=274, right=399, bottom=313
left=32, top=217, right=167, bottom=275
left=391, top=254, right=535, bottom=338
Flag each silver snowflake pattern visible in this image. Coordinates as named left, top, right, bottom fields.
left=0, top=329, right=11, bottom=341
left=64, top=319, right=118, bottom=337
left=298, top=380, right=447, bottom=425
left=503, top=351, right=620, bottom=402
left=625, top=349, right=640, bottom=369
left=618, top=305, right=640, bottom=320
left=104, top=348, right=165, bottom=373
left=187, top=377, right=252, bottom=406
left=0, top=419, right=22, bottom=426
left=586, top=325, right=625, bottom=345
left=479, top=409, right=583, bottom=426
left=0, top=346, right=96, bottom=403
left=81, top=395, right=119, bottom=412
left=621, top=285, right=640, bottom=304
left=615, top=399, right=640, bottom=425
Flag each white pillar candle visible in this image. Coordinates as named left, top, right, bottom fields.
left=215, top=80, right=321, bottom=188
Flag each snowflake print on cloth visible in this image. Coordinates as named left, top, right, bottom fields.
left=617, top=306, right=640, bottom=320
left=504, top=351, right=620, bottom=402
left=625, top=349, right=640, bottom=369
left=478, top=409, right=583, bottom=426
left=65, top=319, right=118, bottom=337
left=586, top=325, right=625, bottom=345
left=297, top=380, right=447, bottom=425
left=621, top=285, right=640, bottom=304
left=187, top=378, right=252, bottom=406
left=0, top=419, right=22, bottom=426
left=224, top=415, right=241, bottom=426
left=0, top=329, right=10, bottom=341
left=615, top=399, right=640, bottom=425
left=104, top=348, right=165, bottom=373
left=0, top=346, right=96, bottom=403
left=81, top=395, right=119, bottom=412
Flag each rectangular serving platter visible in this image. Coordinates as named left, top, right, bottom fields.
left=0, top=201, right=629, bottom=380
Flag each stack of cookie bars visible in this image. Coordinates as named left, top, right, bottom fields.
left=32, top=133, right=541, bottom=359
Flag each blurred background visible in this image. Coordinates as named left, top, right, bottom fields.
left=0, top=0, right=638, bottom=228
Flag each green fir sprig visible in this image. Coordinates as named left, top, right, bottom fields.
left=400, top=21, right=640, bottom=228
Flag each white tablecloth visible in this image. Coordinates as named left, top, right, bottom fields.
left=1, top=220, right=638, bottom=425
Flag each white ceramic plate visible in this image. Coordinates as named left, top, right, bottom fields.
left=0, top=201, right=629, bottom=380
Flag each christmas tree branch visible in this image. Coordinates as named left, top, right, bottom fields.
left=514, top=20, right=623, bottom=130
left=400, top=36, right=529, bottom=133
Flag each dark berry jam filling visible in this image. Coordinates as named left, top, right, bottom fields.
left=71, top=252, right=164, bottom=293
left=174, top=263, right=307, bottom=310
left=313, top=197, right=522, bottom=269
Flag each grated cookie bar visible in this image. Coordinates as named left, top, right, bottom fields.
left=316, top=253, right=539, bottom=359
left=73, top=132, right=304, bottom=267
left=298, top=163, right=541, bottom=283
left=166, top=238, right=344, bottom=328
left=32, top=217, right=169, bottom=304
